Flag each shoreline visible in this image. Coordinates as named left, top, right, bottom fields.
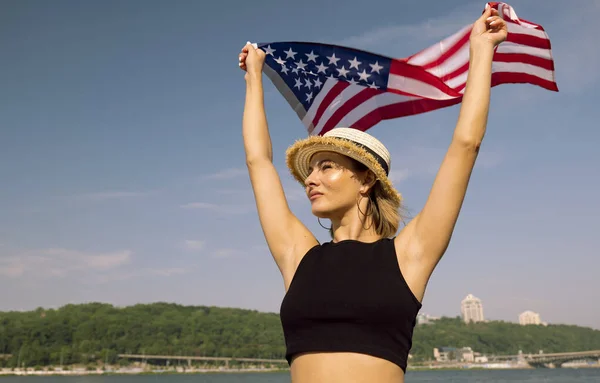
left=0, top=367, right=288, bottom=377
left=2, top=362, right=599, bottom=377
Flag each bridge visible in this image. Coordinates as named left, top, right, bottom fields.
left=521, top=350, right=600, bottom=368
left=120, top=350, right=600, bottom=369
left=488, top=350, right=600, bottom=368
left=118, top=354, right=288, bottom=368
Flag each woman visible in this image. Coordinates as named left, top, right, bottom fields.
left=239, top=6, right=506, bottom=383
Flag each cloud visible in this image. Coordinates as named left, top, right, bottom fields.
left=180, top=202, right=255, bottom=215
left=545, top=1, right=600, bottom=93
left=0, top=248, right=132, bottom=278
left=89, top=267, right=189, bottom=284
left=387, top=144, right=503, bottom=185
left=389, top=169, right=411, bottom=183
left=183, top=240, right=205, bottom=252
left=212, top=249, right=243, bottom=258
left=202, top=168, right=247, bottom=180
left=338, top=1, right=477, bottom=52
left=72, top=191, right=152, bottom=201
left=282, top=182, right=308, bottom=202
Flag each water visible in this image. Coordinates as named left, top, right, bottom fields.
left=2, top=369, right=600, bottom=382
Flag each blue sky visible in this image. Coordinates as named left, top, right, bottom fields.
left=1, top=0, right=599, bottom=332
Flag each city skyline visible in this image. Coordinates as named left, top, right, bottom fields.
left=417, top=293, right=554, bottom=327
left=1, top=0, right=599, bottom=330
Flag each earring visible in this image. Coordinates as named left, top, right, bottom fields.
left=357, top=196, right=374, bottom=217
left=357, top=196, right=374, bottom=230
left=318, top=217, right=332, bottom=230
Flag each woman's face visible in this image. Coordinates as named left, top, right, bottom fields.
left=304, top=151, right=370, bottom=218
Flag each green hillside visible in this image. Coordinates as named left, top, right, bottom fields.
left=1, top=302, right=598, bottom=367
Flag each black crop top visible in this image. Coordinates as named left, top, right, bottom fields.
left=279, top=238, right=422, bottom=372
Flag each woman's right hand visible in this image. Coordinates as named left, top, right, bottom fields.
left=239, top=42, right=266, bottom=81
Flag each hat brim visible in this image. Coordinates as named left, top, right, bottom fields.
left=285, top=135, right=402, bottom=205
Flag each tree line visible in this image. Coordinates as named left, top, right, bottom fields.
left=1, top=302, right=599, bottom=368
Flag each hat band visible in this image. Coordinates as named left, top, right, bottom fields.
left=334, top=137, right=389, bottom=175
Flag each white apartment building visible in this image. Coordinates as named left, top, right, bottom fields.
left=417, top=312, right=440, bottom=325
left=519, top=310, right=542, bottom=325
left=461, top=294, right=485, bottom=323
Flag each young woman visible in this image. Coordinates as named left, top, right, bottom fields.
left=239, top=6, right=507, bottom=383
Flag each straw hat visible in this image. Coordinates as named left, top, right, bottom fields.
left=285, top=127, right=402, bottom=205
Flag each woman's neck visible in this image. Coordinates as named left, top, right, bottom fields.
left=330, top=205, right=379, bottom=243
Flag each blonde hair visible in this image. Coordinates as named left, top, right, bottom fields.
left=368, top=181, right=403, bottom=238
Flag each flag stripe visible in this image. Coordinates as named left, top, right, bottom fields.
left=309, top=81, right=350, bottom=133
left=492, top=61, right=555, bottom=84
left=432, top=44, right=470, bottom=81
left=447, top=69, right=469, bottom=91
left=310, top=84, right=366, bottom=135
left=388, top=73, right=458, bottom=100
left=259, top=2, right=558, bottom=136
left=497, top=42, right=553, bottom=61
left=421, top=30, right=471, bottom=70
left=389, top=60, right=463, bottom=97
left=352, top=97, right=463, bottom=132
left=302, top=79, right=338, bottom=131
left=407, top=25, right=472, bottom=66
left=492, top=71, right=558, bottom=91
left=506, top=21, right=547, bottom=39
left=335, top=92, right=418, bottom=131
left=506, top=33, right=551, bottom=50
left=319, top=88, right=381, bottom=135
left=493, top=52, right=554, bottom=71
left=518, top=18, right=544, bottom=30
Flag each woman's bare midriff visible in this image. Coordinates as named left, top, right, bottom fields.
left=290, top=352, right=405, bottom=383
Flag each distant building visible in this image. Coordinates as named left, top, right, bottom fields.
left=433, top=347, right=456, bottom=362
left=461, top=294, right=485, bottom=323
left=433, top=346, right=476, bottom=362
left=417, top=312, right=439, bottom=325
left=519, top=310, right=542, bottom=325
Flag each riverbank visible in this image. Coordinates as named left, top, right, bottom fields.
left=0, top=366, right=288, bottom=377
left=2, top=361, right=599, bottom=377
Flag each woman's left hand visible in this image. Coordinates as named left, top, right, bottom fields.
left=470, top=5, right=508, bottom=50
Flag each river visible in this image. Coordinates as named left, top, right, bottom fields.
left=2, top=369, right=600, bottom=382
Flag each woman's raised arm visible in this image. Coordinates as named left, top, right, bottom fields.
left=239, top=43, right=318, bottom=286
left=397, top=7, right=508, bottom=298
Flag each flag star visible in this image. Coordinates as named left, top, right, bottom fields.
left=327, top=53, right=340, bottom=66
left=316, top=62, right=328, bottom=74
left=280, top=65, right=289, bottom=75
left=348, top=77, right=358, bottom=86
left=368, top=82, right=379, bottom=89
left=285, top=47, right=297, bottom=59
left=294, top=78, right=303, bottom=89
left=274, top=56, right=286, bottom=65
left=306, top=51, right=318, bottom=62
left=314, top=78, right=323, bottom=88
left=348, top=57, right=361, bottom=70
left=369, top=61, right=383, bottom=74
left=336, top=66, right=349, bottom=78
left=292, top=67, right=300, bottom=74
left=304, top=79, right=312, bottom=89
left=264, top=45, right=276, bottom=56
left=295, top=59, right=307, bottom=71
left=306, top=92, right=313, bottom=102
left=358, top=69, right=371, bottom=81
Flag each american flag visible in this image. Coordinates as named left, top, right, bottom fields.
left=256, top=2, right=557, bottom=136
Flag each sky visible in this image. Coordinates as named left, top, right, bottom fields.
left=1, top=0, right=599, bottom=332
